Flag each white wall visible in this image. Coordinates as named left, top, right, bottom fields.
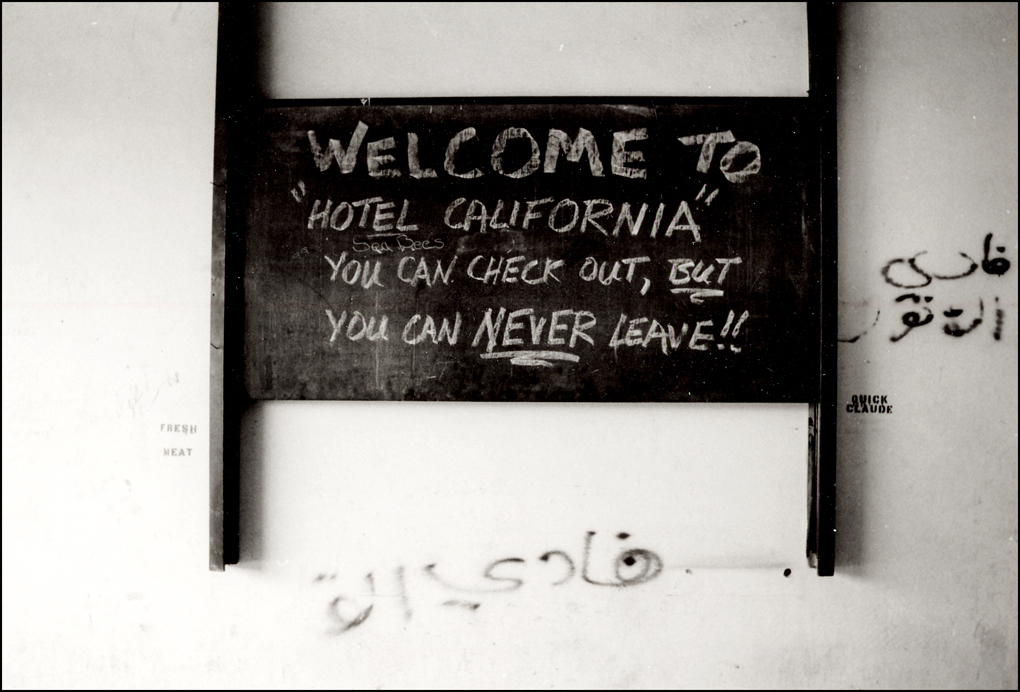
left=256, top=2, right=809, bottom=98
left=2, top=3, right=1016, bottom=688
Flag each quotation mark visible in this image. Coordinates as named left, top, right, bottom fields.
left=695, top=183, right=719, bottom=207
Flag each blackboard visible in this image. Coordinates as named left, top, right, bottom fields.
left=241, top=101, right=820, bottom=402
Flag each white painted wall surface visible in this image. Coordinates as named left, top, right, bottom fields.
left=2, top=3, right=1016, bottom=688
left=256, top=2, right=809, bottom=98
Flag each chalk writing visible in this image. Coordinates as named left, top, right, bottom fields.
left=441, top=197, right=701, bottom=239
left=116, top=369, right=181, bottom=419
left=677, top=130, right=762, bottom=182
left=352, top=233, right=445, bottom=255
left=307, top=122, right=760, bottom=182
left=243, top=102, right=819, bottom=401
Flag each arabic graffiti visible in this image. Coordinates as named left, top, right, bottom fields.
left=841, top=234, right=1011, bottom=343
left=313, top=531, right=664, bottom=635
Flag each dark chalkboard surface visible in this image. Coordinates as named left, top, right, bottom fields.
left=242, top=101, right=819, bottom=402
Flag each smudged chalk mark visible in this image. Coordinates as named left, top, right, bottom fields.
left=910, top=250, right=977, bottom=280
left=538, top=550, right=575, bottom=585
left=670, top=287, right=725, bottom=304
left=423, top=562, right=521, bottom=594
left=395, top=566, right=412, bottom=621
left=327, top=597, right=373, bottom=635
left=982, top=233, right=1011, bottom=276
left=581, top=531, right=664, bottom=588
left=614, top=549, right=664, bottom=584
left=480, top=350, right=580, bottom=367
left=483, top=558, right=526, bottom=591
left=882, top=255, right=932, bottom=288
left=838, top=309, right=880, bottom=343
left=891, top=293, right=934, bottom=342
left=943, top=299, right=984, bottom=337
left=443, top=600, right=481, bottom=610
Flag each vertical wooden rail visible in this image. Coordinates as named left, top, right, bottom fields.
left=807, top=2, right=838, bottom=576
left=210, top=2, right=258, bottom=570
left=208, top=4, right=830, bottom=571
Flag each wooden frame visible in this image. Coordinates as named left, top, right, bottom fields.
left=210, top=2, right=837, bottom=574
